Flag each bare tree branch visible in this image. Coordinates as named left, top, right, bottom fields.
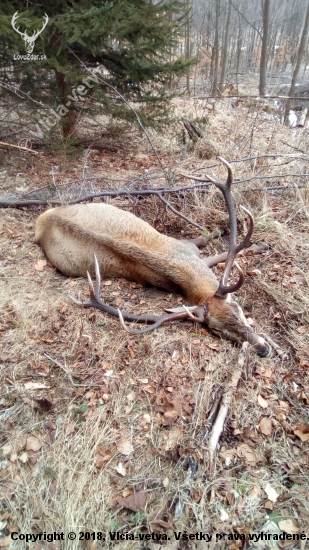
left=0, top=141, right=38, bottom=154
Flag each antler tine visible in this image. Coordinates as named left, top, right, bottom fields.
left=93, top=253, right=101, bottom=299
left=69, top=256, right=206, bottom=333
left=207, top=158, right=253, bottom=298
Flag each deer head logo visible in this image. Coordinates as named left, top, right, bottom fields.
left=11, top=12, right=48, bottom=54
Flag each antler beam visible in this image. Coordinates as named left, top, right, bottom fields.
left=69, top=254, right=205, bottom=334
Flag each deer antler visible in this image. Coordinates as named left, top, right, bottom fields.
left=181, top=157, right=254, bottom=297
left=11, top=12, right=48, bottom=40
left=11, top=12, right=24, bottom=36
left=31, top=13, right=48, bottom=40
left=69, top=254, right=205, bottom=334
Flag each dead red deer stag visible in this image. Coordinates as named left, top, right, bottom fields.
left=35, top=157, right=270, bottom=357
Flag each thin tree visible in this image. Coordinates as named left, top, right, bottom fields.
left=259, top=0, right=270, bottom=96
left=219, top=0, right=232, bottom=93
left=210, top=0, right=221, bottom=96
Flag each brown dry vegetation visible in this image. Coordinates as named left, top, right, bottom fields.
left=0, top=97, right=309, bottom=550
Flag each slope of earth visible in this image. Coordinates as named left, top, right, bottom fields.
left=0, top=97, right=309, bottom=550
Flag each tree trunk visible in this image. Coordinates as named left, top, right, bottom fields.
left=235, top=10, right=243, bottom=93
left=210, top=0, right=220, bottom=97
left=284, top=0, right=309, bottom=125
left=55, top=71, right=77, bottom=138
left=185, top=0, right=191, bottom=94
left=219, top=0, right=232, bottom=93
left=259, top=0, right=270, bottom=96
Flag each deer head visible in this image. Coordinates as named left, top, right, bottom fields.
left=11, top=12, right=48, bottom=54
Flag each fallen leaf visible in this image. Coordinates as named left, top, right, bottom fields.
left=259, top=416, right=272, bottom=436
left=0, top=535, right=11, bottom=547
left=34, top=259, right=47, bottom=271
left=26, top=436, right=42, bottom=452
left=19, top=452, right=28, bottom=464
left=264, top=483, right=279, bottom=503
left=236, top=443, right=263, bottom=465
left=278, top=519, right=299, bottom=534
left=116, top=491, right=151, bottom=512
left=257, top=395, right=268, bottom=408
left=297, top=325, right=309, bottom=334
left=116, top=463, right=126, bottom=476
left=264, top=500, right=274, bottom=510
left=294, top=423, right=309, bottom=442
left=247, top=269, right=262, bottom=276
left=94, top=446, right=112, bottom=467
left=297, top=390, right=309, bottom=405
left=2, top=445, right=12, bottom=457
left=163, top=410, right=179, bottom=420
left=116, top=439, right=134, bottom=456
left=144, top=384, right=155, bottom=394
left=163, top=426, right=183, bottom=451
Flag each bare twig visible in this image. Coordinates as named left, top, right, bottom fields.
left=156, top=191, right=205, bottom=231
left=262, top=335, right=287, bottom=359
left=0, top=140, right=38, bottom=154
left=43, top=352, right=116, bottom=388
left=43, top=352, right=76, bottom=386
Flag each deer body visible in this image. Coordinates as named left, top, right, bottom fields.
left=35, top=203, right=218, bottom=304
left=35, top=159, right=270, bottom=357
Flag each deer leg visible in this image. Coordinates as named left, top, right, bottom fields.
left=205, top=251, right=228, bottom=267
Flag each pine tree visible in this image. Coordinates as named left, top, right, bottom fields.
left=0, top=0, right=191, bottom=140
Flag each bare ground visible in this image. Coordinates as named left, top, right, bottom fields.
left=0, top=97, right=309, bottom=550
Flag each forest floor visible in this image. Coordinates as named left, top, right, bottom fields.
left=0, top=96, right=309, bottom=550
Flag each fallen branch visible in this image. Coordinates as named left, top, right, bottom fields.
left=192, top=94, right=309, bottom=101
left=1, top=170, right=308, bottom=209
left=206, top=342, right=249, bottom=469
left=0, top=140, right=38, bottom=155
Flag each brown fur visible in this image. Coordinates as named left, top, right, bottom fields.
left=35, top=203, right=270, bottom=357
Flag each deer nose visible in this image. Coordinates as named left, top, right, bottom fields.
left=256, top=343, right=271, bottom=358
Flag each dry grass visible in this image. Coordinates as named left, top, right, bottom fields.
left=1, top=98, right=309, bottom=549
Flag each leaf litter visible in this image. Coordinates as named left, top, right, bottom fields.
left=1, top=97, right=309, bottom=546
